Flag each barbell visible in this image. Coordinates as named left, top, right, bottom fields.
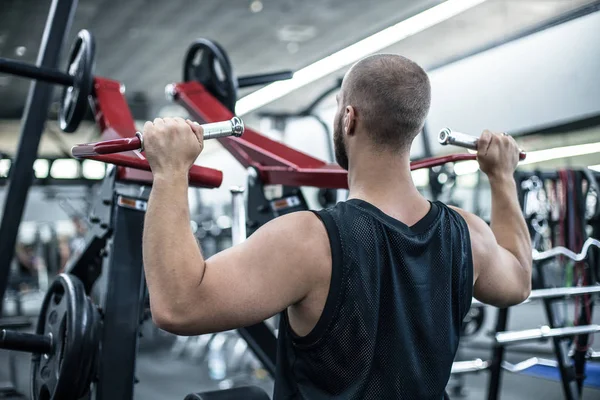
left=0, top=29, right=96, bottom=133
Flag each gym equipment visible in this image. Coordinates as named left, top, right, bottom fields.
left=452, top=359, right=491, bottom=374
left=257, top=77, right=343, bottom=164
left=0, top=0, right=78, bottom=326
left=177, top=38, right=529, bottom=189
left=438, top=128, right=527, bottom=160
left=0, top=35, right=295, bottom=399
left=471, top=285, right=600, bottom=307
left=152, top=39, right=537, bottom=381
left=170, top=92, right=512, bottom=189
left=0, top=317, right=32, bottom=397
left=0, top=274, right=100, bottom=400
left=184, top=39, right=237, bottom=113
left=0, top=34, right=550, bottom=400
left=0, top=31, right=228, bottom=188
left=457, top=236, right=600, bottom=400
left=532, top=237, right=600, bottom=262
left=183, top=38, right=293, bottom=112
left=0, top=29, right=95, bottom=133
left=256, top=79, right=344, bottom=207
left=496, top=325, right=600, bottom=345
left=71, top=117, right=245, bottom=157
left=0, top=166, right=149, bottom=400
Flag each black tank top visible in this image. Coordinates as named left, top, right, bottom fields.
left=274, top=199, right=473, bottom=400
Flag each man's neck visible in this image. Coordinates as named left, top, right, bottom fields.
left=346, top=151, right=430, bottom=225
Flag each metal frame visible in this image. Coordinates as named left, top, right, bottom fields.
left=4, top=32, right=563, bottom=394
left=463, top=284, right=600, bottom=399
left=496, top=325, right=600, bottom=345
left=93, top=178, right=147, bottom=400
left=471, top=285, right=600, bottom=307
left=257, top=77, right=343, bottom=163
left=229, top=185, right=277, bottom=375
left=171, top=81, right=480, bottom=189
left=476, top=169, right=600, bottom=400
left=0, top=0, right=78, bottom=315
left=226, top=170, right=312, bottom=375
left=89, top=77, right=224, bottom=188
left=53, top=166, right=147, bottom=400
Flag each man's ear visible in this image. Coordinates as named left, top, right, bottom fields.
left=344, top=106, right=356, bottom=136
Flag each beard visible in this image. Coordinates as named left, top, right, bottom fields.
left=333, top=114, right=349, bottom=170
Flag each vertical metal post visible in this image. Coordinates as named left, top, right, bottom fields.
left=229, top=185, right=277, bottom=376
left=230, top=187, right=247, bottom=245
left=95, top=195, right=146, bottom=400
left=542, top=299, right=578, bottom=400
left=0, top=0, right=78, bottom=313
left=487, top=308, right=509, bottom=400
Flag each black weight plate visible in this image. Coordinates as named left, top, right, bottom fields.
left=183, top=38, right=237, bottom=113
left=31, top=274, right=100, bottom=400
left=59, top=29, right=96, bottom=133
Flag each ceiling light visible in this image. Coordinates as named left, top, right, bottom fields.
left=277, top=25, right=318, bottom=43
left=33, top=159, right=49, bottom=179
left=519, top=142, right=600, bottom=165
left=236, top=0, right=488, bottom=115
left=0, top=159, right=10, bottom=177
left=50, top=159, right=79, bottom=179
left=82, top=160, right=106, bottom=180
left=250, top=0, right=263, bottom=13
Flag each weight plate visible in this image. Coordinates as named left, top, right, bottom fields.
left=183, top=38, right=238, bottom=113
left=59, top=29, right=96, bottom=133
left=31, top=274, right=100, bottom=400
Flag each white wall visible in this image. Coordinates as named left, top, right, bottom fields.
left=426, top=11, right=600, bottom=141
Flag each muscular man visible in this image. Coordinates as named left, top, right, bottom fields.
left=141, top=54, right=532, bottom=399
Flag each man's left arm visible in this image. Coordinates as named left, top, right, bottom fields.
left=143, top=174, right=329, bottom=335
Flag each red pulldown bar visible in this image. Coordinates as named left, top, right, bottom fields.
left=85, top=77, right=224, bottom=188
left=76, top=80, right=525, bottom=189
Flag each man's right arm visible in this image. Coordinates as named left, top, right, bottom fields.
left=452, top=131, right=532, bottom=308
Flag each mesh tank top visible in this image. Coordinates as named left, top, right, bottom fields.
left=274, top=199, right=473, bottom=399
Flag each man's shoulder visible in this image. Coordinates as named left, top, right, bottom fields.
left=262, top=211, right=330, bottom=251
